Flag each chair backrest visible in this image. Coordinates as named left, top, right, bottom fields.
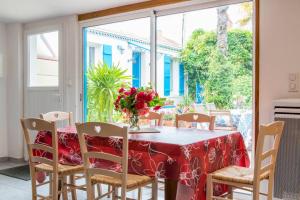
left=253, top=121, right=284, bottom=185
left=40, top=111, right=73, bottom=126
left=175, top=112, right=216, bottom=130
left=20, top=118, right=58, bottom=170
left=139, top=111, right=163, bottom=126
left=76, top=122, right=129, bottom=196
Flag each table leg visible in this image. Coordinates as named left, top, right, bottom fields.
left=165, top=179, right=178, bottom=200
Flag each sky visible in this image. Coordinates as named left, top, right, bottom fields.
left=94, top=2, right=252, bottom=46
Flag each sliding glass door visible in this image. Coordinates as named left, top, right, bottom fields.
left=82, top=1, right=254, bottom=152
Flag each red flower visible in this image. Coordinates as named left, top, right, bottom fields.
left=124, top=91, right=130, bottom=96
left=145, top=93, right=154, bottom=102
left=135, top=101, right=145, bottom=110
left=130, top=87, right=137, bottom=95
left=153, top=106, right=161, bottom=111
left=136, top=92, right=146, bottom=101
left=119, top=88, right=125, bottom=93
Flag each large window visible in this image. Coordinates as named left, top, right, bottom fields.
left=82, top=2, right=254, bottom=150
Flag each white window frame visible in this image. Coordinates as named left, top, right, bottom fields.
left=24, top=24, right=63, bottom=91
left=78, top=0, right=254, bottom=121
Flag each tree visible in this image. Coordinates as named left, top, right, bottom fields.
left=180, top=29, right=253, bottom=109
left=238, top=2, right=253, bottom=27
left=217, top=6, right=229, bottom=56
left=180, top=30, right=216, bottom=97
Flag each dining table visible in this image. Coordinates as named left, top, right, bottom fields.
left=35, top=126, right=250, bottom=200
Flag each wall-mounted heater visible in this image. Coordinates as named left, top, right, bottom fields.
left=273, top=99, right=300, bottom=199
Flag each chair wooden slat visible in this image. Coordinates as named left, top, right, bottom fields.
left=30, top=144, right=54, bottom=154
left=32, top=156, right=54, bottom=166
left=139, top=111, right=163, bottom=126
left=261, top=149, right=275, bottom=160
left=76, top=122, right=126, bottom=137
left=175, top=112, right=215, bottom=130
left=40, top=111, right=73, bottom=126
left=85, top=152, right=122, bottom=164
left=259, top=164, right=273, bottom=175
left=88, top=168, right=122, bottom=179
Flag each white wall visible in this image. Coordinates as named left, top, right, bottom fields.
left=0, top=23, right=7, bottom=158
left=260, top=0, right=300, bottom=124
left=260, top=0, right=300, bottom=198
left=6, top=23, right=24, bottom=159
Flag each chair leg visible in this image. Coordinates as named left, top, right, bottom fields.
left=112, top=187, right=117, bottom=200
left=70, top=175, right=77, bottom=200
left=52, top=173, right=59, bottom=200
left=86, top=178, right=94, bottom=200
left=267, top=175, right=274, bottom=200
left=49, top=173, right=53, bottom=198
left=30, top=166, right=37, bottom=200
left=228, top=186, right=233, bottom=199
left=253, top=180, right=260, bottom=200
left=107, top=185, right=111, bottom=198
left=62, top=176, right=68, bottom=200
left=96, top=184, right=102, bottom=198
left=138, top=187, right=142, bottom=200
left=206, top=174, right=213, bottom=200
left=151, top=179, right=158, bottom=200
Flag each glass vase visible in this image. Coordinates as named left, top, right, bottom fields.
left=129, top=114, right=140, bottom=130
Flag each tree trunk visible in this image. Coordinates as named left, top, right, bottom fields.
left=217, top=6, right=229, bottom=56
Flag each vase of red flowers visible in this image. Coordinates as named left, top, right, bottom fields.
left=114, top=86, right=165, bottom=130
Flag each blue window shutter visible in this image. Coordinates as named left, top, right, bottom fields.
left=195, top=82, right=203, bottom=103
left=179, top=63, right=184, bottom=96
left=132, top=52, right=141, bottom=88
left=164, top=56, right=171, bottom=96
left=103, top=44, right=112, bottom=67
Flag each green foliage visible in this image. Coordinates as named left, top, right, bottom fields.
left=203, top=51, right=234, bottom=109
left=87, top=63, right=131, bottom=122
left=180, top=29, right=253, bottom=109
left=181, top=29, right=217, bottom=97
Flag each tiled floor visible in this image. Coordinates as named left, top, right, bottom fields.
left=0, top=161, right=253, bottom=200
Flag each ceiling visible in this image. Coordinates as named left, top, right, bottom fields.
left=0, top=0, right=147, bottom=23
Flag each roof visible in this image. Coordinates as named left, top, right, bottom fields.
left=88, top=27, right=182, bottom=52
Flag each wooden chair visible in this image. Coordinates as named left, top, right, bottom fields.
left=21, top=118, right=84, bottom=200
left=209, top=110, right=236, bottom=131
left=139, top=111, right=163, bottom=126
left=76, top=122, right=158, bottom=200
left=175, top=113, right=216, bottom=130
left=206, top=121, right=285, bottom=200
left=40, top=111, right=73, bottom=126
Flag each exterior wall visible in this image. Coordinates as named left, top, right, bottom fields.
left=86, top=30, right=183, bottom=100
left=0, top=22, right=7, bottom=158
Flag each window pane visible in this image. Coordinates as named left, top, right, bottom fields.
left=157, top=3, right=254, bottom=150
left=83, top=18, right=150, bottom=122
left=28, top=31, right=59, bottom=87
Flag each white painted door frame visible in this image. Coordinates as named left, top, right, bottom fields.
left=23, top=24, right=64, bottom=159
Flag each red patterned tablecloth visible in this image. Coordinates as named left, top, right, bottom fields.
left=35, top=126, right=249, bottom=200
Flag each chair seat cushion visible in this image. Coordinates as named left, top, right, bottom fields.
left=211, top=165, right=268, bottom=185
left=35, top=163, right=84, bottom=175
left=91, top=173, right=154, bottom=189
